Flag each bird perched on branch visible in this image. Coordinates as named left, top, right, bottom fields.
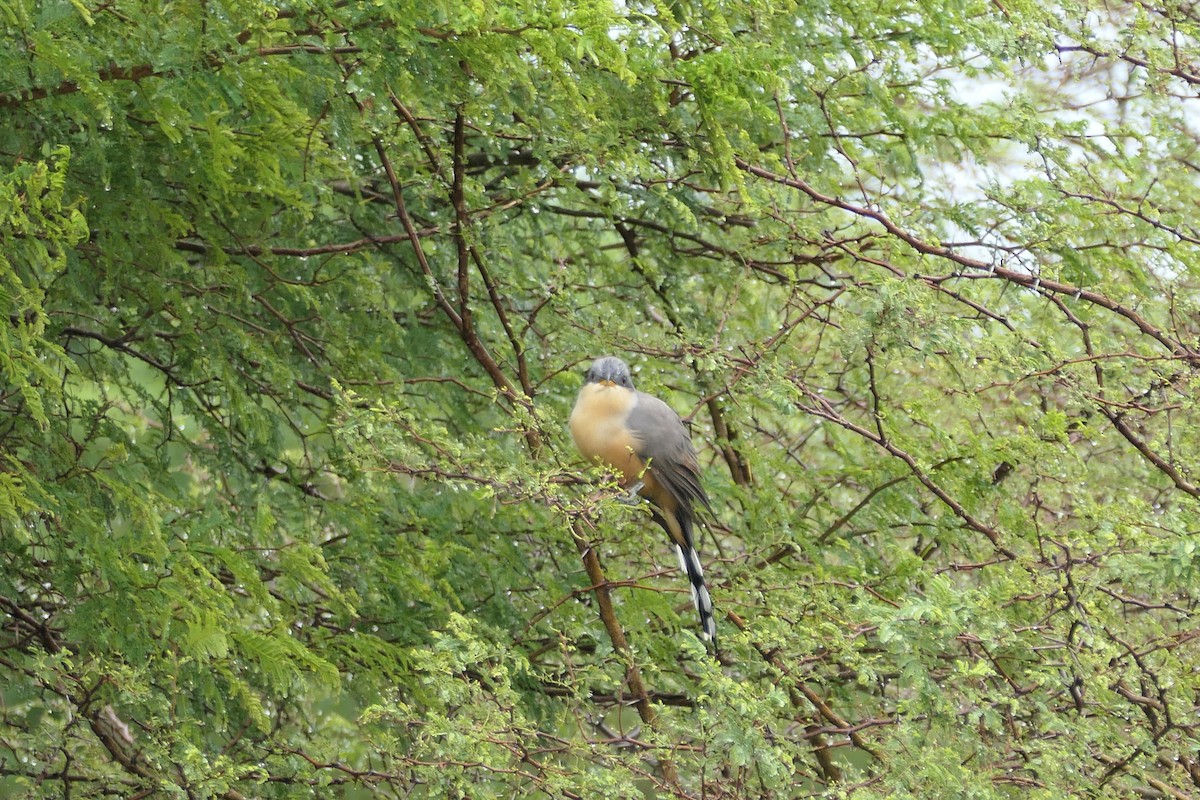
left=569, top=356, right=716, bottom=643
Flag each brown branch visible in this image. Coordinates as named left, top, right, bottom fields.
left=387, top=87, right=447, bottom=184
left=1, top=596, right=245, bottom=799
left=0, top=64, right=163, bottom=109
left=60, top=326, right=175, bottom=376
left=472, top=248, right=534, bottom=397
left=1056, top=187, right=1200, bottom=247
left=725, top=611, right=881, bottom=782
left=706, top=395, right=752, bottom=487
left=257, top=44, right=362, bottom=56
left=735, top=159, right=1200, bottom=364
left=1045, top=292, right=1200, bottom=498
left=568, top=517, right=681, bottom=791
left=615, top=221, right=754, bottom=491
left=1055, top=42, right=1200, bottom=87
left=451, top=109, right=473, bottom=330
left=174, top=230, right=439, bottom=259
left=327, top=48, right=538, bottom=455
left=1102, top=408, right=1200, bottom=497
left=442, top=107, right=540, bottom=449
left=816, top=473, right=912, bottom=544
left=794, top=379, right=1017, bottom=559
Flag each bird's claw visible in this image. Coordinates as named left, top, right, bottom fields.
left=616, top=480, right=645, bottom=506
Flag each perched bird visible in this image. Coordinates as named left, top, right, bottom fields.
left=569, top=356, right=716, bottom=642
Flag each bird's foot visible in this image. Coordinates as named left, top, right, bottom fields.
left=616, top=480, right=645, bottom=506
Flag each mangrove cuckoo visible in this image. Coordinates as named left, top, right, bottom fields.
left=569, top=356, right=716, bottom=641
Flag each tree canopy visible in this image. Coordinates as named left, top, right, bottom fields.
left=3, top=0, right=1200, bottom=797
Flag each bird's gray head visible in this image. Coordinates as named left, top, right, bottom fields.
left=585, top=356, right=635, bottom=389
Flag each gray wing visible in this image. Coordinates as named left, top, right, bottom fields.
left=627, top=392, right=711, bottom=514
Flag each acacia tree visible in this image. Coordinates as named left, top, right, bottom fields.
left=2, top=0, right=1200, bottom=797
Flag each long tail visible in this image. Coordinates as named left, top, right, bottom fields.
left=657, top=508, right=716, bottom=643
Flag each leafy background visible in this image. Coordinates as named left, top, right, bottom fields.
left=2, top=0, right=1199, bottom=797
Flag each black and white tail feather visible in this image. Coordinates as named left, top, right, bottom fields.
left=655, top=506, right=716, bottom=644
left=674, top=529, right=715, bottom=642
